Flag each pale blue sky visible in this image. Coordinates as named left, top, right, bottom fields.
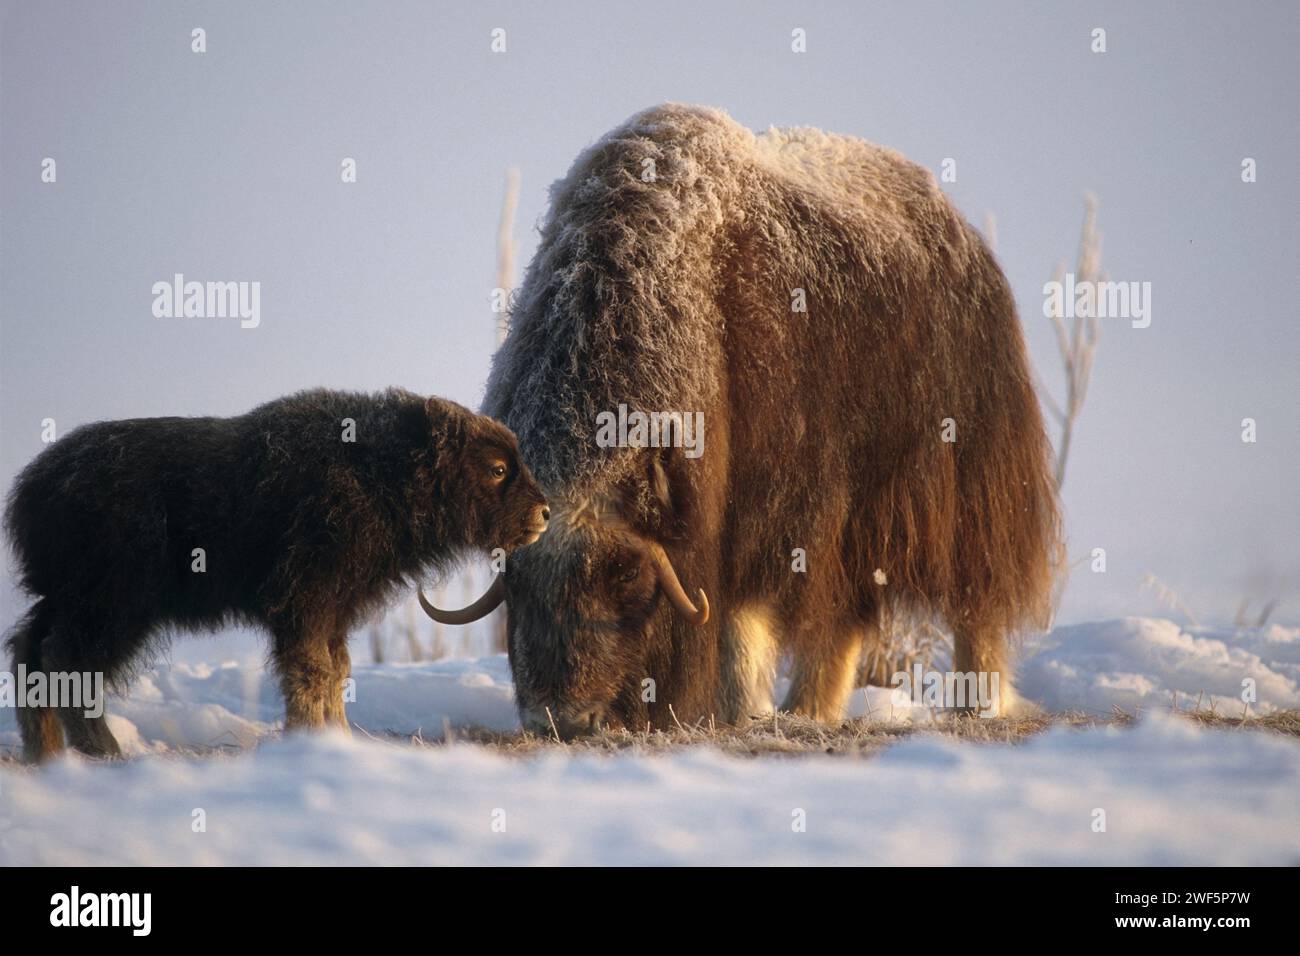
left=2, top=0, right=1297, bottom=631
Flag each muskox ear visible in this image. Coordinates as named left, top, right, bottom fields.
left=640, top=448, right=686, bottom=531
left=649, top=452, right=672, bottom=512
left=614, top=449, right=687, bottom=534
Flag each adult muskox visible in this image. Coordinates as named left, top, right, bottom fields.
left=465, top=104, right=1062, bottom=737
left=5, top=388, right=548, bottom=761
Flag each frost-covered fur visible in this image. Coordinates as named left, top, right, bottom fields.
left=488, top=111, right=744, bottom=500
left=488, top=104, right=1062, bottom=734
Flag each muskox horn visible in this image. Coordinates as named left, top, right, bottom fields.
left=417, top=574, right=506, bottom=625
left=649, top=543, right=710, bottom=626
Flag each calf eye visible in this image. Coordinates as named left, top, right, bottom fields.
left=489, top=462, right=508, bottom=481
left=614, top=563, right=639, bottom=584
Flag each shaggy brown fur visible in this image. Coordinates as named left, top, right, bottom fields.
left=487, top=104, right=1062, bottom=738
left=5, top=388, right=547, bottom=761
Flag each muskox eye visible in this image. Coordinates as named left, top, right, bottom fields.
left=489, top=462, right=507, bottom=480
left=614, top=563, right=639, bottom=585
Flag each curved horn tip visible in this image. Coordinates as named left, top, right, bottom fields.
left=417, top=574, right=506, bottom=625
left=694, top=589, right=710, bottom=626
left=649, top=541, right=710, bottom=627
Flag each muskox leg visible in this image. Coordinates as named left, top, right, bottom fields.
left=720, top=603, right=779, bottom=722
left=781, top=624, right=867, bottom=722
left=323, top=627, right=352, bottom=733
left=951, top=625, right=1014, bottom=717
left=272, top=624, right=333, bottom=731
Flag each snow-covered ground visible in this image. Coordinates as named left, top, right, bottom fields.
left=1, top=617, right=1298, bottom=864
left=3, top=714, right=1298, bottom=865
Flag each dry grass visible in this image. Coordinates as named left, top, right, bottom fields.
left=399, top=706, right=1300, bottom=759
left=1181, top=708, right=1300, bottom=735
left=4, top=707, right=1295, bottom=768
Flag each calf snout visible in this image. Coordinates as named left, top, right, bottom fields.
left=514, top=502, right=551, bottom=547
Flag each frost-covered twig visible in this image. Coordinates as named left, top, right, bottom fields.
left=1141, top=572, right=1200, bottom=627
left=490, top=169, right=520, bottom=653
left=403, top=595, right=423, bottom=662
left=1044, top=195, right=1103, bottom=489
left=495, top=167, right=520, bottom=346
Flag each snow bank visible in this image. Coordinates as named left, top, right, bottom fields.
left=1018, top=618, right=1300, bottom=715
left=2, top=713, right=1296, bottom=865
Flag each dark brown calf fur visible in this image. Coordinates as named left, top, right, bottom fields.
left=5, top=388, right=547, bottom=761
left=487, top=104, right=1063, bottom=737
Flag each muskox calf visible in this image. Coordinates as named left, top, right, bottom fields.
left=4, top=388, right=548, bottom=761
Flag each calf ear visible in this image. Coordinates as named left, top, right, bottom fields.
left=418, top=396, right=468, bottom=453
left=423, top=396, right=463, bottom=425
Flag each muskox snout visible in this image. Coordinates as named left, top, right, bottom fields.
left=521, top=703, right=607, bottom=741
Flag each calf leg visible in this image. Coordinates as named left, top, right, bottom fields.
left=273, top=624, right=334, bottom=731
left=324, top=627, right=352, bottom=733
left=8, top=605, right=66, bottom=761
left=39, top=622, right=123, bottom=759
left=782, top=624, right=868, bottom=722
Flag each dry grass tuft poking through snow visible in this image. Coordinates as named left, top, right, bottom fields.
left=400, top=706, right=1300, bottom=758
